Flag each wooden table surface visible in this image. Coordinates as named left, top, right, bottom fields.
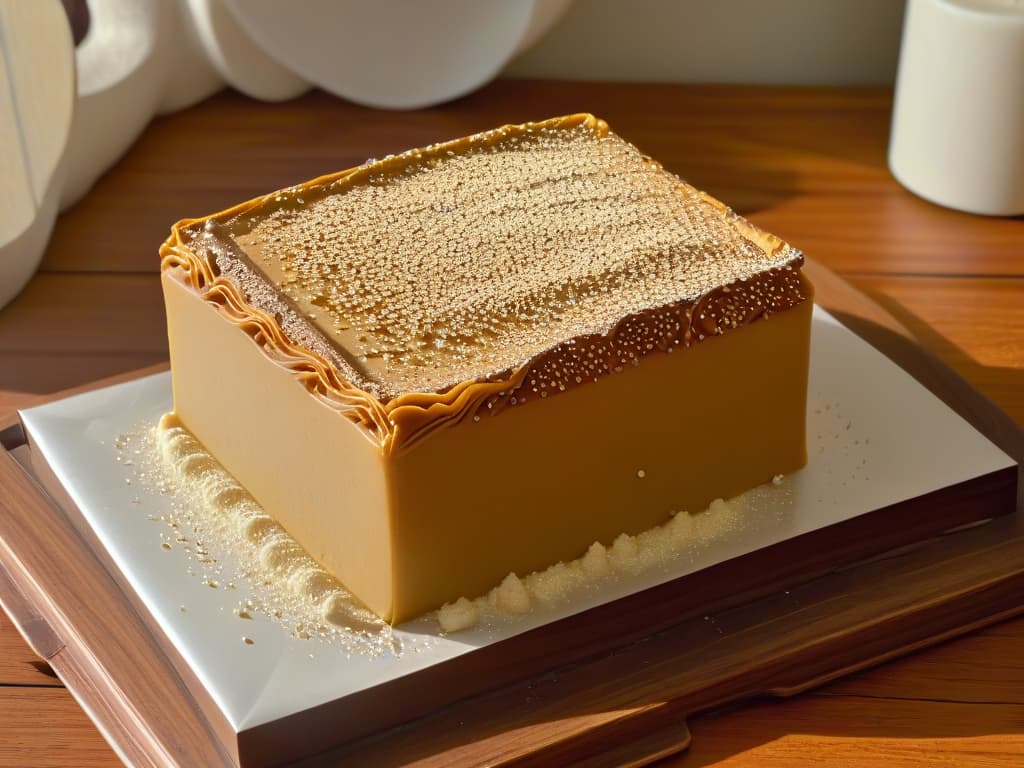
left=0, top=81, right=1021, bottom=766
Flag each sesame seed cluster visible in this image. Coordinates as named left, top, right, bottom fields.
left=477, top=265, right=807, bottom=417
left=223, top=115, right=803, bottom=401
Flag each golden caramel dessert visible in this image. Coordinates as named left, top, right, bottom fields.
left=159, top=114, right=813, bottom=623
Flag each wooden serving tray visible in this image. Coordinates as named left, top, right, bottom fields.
left=0, top=263, right=1021, bottom=767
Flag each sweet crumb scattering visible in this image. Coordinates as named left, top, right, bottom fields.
left=130, top=416, right=791, bottom=641
left=609, top=532, right=642, bottom=574
left=581, top=541, right=611, bottom=577
left=437, top=597, right=480, bottom=633
left=141, top=416, right=405, bottom=656
left=430, top=490, right=797, bottom=633
left=491, top=572, right=531, bottom=615
left=526, top=561, right=585, bottom=604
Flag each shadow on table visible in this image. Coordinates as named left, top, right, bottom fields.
left=0, top=350, right=166, bottom=405
left=852, top=286, right=1024, bottom=433
left=440, top=80, right=807, bottom=217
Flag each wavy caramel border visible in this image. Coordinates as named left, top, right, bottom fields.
left=159, top=114, right=804, bottom=456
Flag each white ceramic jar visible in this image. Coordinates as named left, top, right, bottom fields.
left=889, top=0, right=1024, bottom=216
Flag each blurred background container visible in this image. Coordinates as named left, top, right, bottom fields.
left=889, top=0, right=1024, bottom=216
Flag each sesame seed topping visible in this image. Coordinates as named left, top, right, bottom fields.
left=208, top=115, right=800, bottom=401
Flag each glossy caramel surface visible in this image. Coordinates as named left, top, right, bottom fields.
left=161, top=114, right=808, bottom=453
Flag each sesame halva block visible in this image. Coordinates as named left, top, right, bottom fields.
left=159, top=114, right=813, bottom=623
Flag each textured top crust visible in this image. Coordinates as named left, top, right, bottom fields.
left=160, top=114, right=810, bottom=453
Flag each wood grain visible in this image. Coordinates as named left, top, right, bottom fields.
left=748, top=196, right=1024, bottom=278
left=0, top=443, right=236, bottom=767
left=676, top=695, right=1024, bottom=767
left=3, top=614, right=1023, bottom=768
left=0, top=352, right=164, bottom=415
left=0, top=275, right=166, bottom=354
left=821, top=616, right=1024, bottom=705
left=38, top=83, right=1024, bottom=279
left=0, top=689, right=116, bottom=768
left=0, top=81, right=1021, bottom=767
left=0, top=615, right=60, bottom=687
left=849, top=276, right=1024, bottom=368
left=847, top=276, right=1024, bottom=424
left=0, top=391, right=45, bottom=428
